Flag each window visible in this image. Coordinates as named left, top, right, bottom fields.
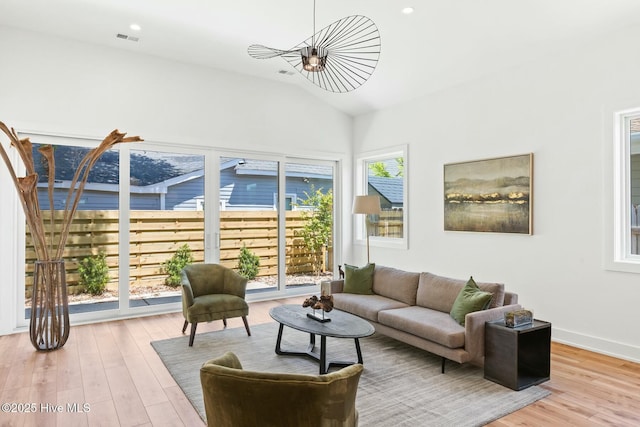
left=274, top=193, right=297, bottom=211
left=610, top=108, right=640, bottom=271
left=14, top=134, right=340, bottom=323
left=20, top=132, right=209, bottom=321
left=217, top=155, right=337, bottom=294
left=27, top=141, right=121, bottom=316
left=355, top=145, right=408, bottom=250
left=128, top=148, right=205, bottom=309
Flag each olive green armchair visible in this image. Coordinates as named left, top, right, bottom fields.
left=200, top=352, right=363, bottom=427
left=181, top=264, right=251, bottom=346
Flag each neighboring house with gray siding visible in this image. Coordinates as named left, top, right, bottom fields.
left=36, top=157, right=404, bottom=211
left=37, top=169, right=205, bottom=211
left=220, top=158, right=333, bottom=210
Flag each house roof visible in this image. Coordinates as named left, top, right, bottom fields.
left=368, top=176, right=404, bottom=204
left=31, top=144, right=203, bottom=186
left=227, top=158, right=332, bottom=180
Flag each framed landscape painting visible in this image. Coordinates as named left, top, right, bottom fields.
left=443, top=153, right=533, bottom=234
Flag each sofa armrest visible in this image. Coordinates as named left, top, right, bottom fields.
left=331, top=279, right=345, bottom=294
left=464, top=304, right=521, bottom=367
left=504, top=291, right=518, bottom=305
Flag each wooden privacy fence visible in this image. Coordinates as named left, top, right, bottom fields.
left=26, top=210, right=331, bottom=297
left=370, top=210, right=404, bottom=238
left=218, top=211, right=332, bottom=276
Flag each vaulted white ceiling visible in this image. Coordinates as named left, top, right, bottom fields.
left=2, top=0, right=640, bottom=116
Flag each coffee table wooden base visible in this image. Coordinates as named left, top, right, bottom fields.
left=275, top=323, right=364, bottom=375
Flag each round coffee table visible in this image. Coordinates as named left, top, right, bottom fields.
left=269, top=304, right=375, bottom=374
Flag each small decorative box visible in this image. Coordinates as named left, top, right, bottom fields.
left=504, top=309, right=533, bottom=328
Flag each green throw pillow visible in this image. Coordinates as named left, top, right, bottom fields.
left=343, top=263, right=375, bottom=295
left=450, top=276, right=493, bottom=326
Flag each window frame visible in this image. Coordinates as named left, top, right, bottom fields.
left=216, top=151, right=340, bottom=296
left=607, top=107, right=640, bottom=272
left=16, top=132, right=211, bottom=323
left=6, top=130, right=344, bottom=332
left=354, top=144, right=409, bottom=251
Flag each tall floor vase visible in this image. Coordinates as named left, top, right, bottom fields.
left=30, top=260, right=70, bottom=351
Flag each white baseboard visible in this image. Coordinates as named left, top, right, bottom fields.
left=552, top=327, right=640, bottom=364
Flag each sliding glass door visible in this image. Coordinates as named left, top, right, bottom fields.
left=128, top=149, right=205, bottom=309
left=19, top=133, right=338, bottom=322
left=26, top=139, right=121, bottom=317
left=218, top=156, right=280, bottom=293
left=217, top=155, right=336, bottom=294
left=22, top=135, right=208, bottom=320
left=284, top=160, right=334, bottom=288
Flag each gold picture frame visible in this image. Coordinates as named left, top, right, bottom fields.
left=444, top=153, right=533, bottom=234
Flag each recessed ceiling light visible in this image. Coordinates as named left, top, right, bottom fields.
left=402, top=7, right=414, bottom=15
left=130, top=23, right=141, bottom=31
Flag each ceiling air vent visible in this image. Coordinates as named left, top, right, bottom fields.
left=116, top=33, right=139, bottom=42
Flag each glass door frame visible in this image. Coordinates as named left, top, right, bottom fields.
left=13, top=132, right=341, bottom=326
left=215, top=150, right=341, bottom=300
left=121, top=142, right=211, bottom=317
left=16, top=132, right=212, bottom=324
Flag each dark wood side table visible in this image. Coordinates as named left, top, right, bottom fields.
left=484, top=319, right=551, bottom=391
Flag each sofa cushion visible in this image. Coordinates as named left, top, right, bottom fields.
left=416, top=273, right=463, bottom=312
left=477, top=281, right=505, bottom=309
left=343, top=263, right=375, bottom=295
left=449, top=277, right=493, bottom=325
left=333, top=293, right=408, bottom=323
left=378, top=306, right=465, bottom=349
left=416, top=272, right=505, bottom=312
left=372, top=266, right=420, bottom=305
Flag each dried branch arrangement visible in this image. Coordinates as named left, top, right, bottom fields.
left=0, top=121, right=142, bottom=260
left=0, top=120, right=142, bottom=350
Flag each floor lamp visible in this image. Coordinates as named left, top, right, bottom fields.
left=352, top=195, right=382, bottom=264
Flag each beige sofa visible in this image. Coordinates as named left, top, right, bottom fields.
left=331, top=265, right=521, bottom=372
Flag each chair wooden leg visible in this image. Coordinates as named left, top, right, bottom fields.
left=242, top=316, right=251, bottom=336
left=189, top=323, right=198, bottom=347
left=223, top=318, right=227, bottom=328
left=182, top=320, right=188, bottom=334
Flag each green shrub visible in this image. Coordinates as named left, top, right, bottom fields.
left=297, top=186, right=333, bottom=276
left=237, top=244, right=260, bottom=280
left=78, top=252, right=110, bottom=295
left=164, top=244, right=194, bottom=287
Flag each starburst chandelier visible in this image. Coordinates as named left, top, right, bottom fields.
left=248, top=0, right=381, bottom=93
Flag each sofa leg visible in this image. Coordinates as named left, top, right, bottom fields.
left=189, top=323, right=198, bottom=347
left=182, top=320, right=188, bottom=334
left=242, top=316, right=251, bottom=336
left=441, top=357, right=446, bottom=374
left=223, top=318, right=227, bottom=328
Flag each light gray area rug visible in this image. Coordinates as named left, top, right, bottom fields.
left=151, top=322, right=550, bottom=427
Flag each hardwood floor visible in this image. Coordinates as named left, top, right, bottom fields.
left=1, top=297, right=639, bottom=426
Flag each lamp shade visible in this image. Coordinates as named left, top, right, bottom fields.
left=352, top=195, right=381, bottom=215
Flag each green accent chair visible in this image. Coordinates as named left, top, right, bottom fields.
left=200, top=352, right=363, bottom=427
left=181, top=264, right=251, bottom=346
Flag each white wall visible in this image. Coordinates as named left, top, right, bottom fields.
left=4, top=22, right=640, bottom=363
left=353, top=25, right=640, bottom=362
left=0, top=26, right=353, bottom=334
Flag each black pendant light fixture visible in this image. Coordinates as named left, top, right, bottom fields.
left=248, top=0, right=381, bottom=93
